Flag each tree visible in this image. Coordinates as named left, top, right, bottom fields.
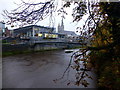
left=3, top=0, right=120, bottom=89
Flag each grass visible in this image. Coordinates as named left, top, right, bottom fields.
left=2, top=50, right=32, bottom=57
left=2, top=45, right=83, bottom=57
left=2, top=48, right=60, bottom=57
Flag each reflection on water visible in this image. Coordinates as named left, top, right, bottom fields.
left=2, top=49, right=96, bottom=88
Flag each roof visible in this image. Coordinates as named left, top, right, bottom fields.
left=63, top=31, right=77, bottom=36
left=14, top=25, right=55, bottom=31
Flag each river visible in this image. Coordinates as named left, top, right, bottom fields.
left=2, top=49, right=96, bottom=88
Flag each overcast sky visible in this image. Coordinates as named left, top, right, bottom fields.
left=0, top=0, right=87, bottom=34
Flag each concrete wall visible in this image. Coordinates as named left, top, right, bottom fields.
left=2, top=43, right=81, bottom=54
left=31, top=43, right=67, bottom=51
left=2, top=43, right=67, bottom=53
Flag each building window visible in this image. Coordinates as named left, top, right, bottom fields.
left=45, top=33, right=49, bottom=38
left=38, top=33, right=42, bottom=37
left=45, top=33, right=58, bottom=38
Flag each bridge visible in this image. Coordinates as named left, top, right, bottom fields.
left=2, top=37, right=84, bottom=53
left=26, top=38, right=83, bottom=51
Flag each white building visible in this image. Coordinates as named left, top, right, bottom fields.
left=0, top=21, right=5, bottom=37
left=14, top=25, right=58, bottom=39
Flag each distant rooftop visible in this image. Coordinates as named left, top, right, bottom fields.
left=59, top=30, right=77, bottom=36
left=64, top=31, right=76, bottom=35
left=14, top=25, right=55, bottom=31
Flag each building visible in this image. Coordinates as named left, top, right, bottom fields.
left=0, top=22, right=13, bottom=38
left=14, top=25, right=58, bottom=40
left=58, top=18, right=77, bottom=36
left=57, top=18, right=81, bottom=42
left=13, top=19, right=82, bottom=43
left=58, top=18, right=64, bottom=33
left=0, top=21, right=5, bottom=37
left=4, top=27, right=13, bottom=37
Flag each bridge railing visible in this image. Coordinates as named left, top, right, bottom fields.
left=27, top=37, right=80, bottom=45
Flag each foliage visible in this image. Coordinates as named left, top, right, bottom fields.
left=2, top=40, right=7, bottom=44
left=88, top=1, right=120, bottom=89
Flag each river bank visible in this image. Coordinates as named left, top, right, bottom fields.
left=2, top=43, right=81, bottom=57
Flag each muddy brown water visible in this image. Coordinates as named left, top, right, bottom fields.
left=2, top=49, right=97, bottom=88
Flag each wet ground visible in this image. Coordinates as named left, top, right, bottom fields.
left=2, top=49, right=96, bottom=88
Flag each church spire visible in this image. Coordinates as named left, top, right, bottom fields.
left=61, top=16, right=64, bottom=31
left=58, top=16, right=64, bottom=33
left=61, top=17, right=64, bottom=26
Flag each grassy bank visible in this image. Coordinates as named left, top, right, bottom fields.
left=2, top=50, right=32, bottom=57
left=2, top=48, right=61, bottom=57
left=2, top=45, right=82, bottom=57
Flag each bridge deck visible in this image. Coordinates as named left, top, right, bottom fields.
left=29, top=40, right=81, bottom=44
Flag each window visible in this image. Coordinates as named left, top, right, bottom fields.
left=38, top=33, right=42, bottom=37
left=45, top=33, right=58, bottom=38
